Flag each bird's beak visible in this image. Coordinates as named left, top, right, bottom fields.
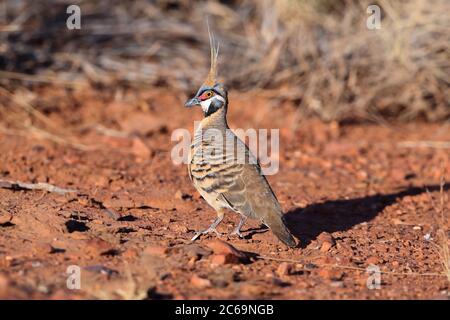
left=185, top=97, right=201, bottom=108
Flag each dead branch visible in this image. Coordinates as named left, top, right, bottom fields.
left=398, top=141, right=450, bottom=149
left=0, top=180, right=78, bottom=195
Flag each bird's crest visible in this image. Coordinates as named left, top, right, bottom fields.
left=203, top=21, right=220, bottom=87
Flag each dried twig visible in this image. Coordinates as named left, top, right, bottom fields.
left=257, top=255, right=446, bottom=277
left=426, top=175, right=450, bottom=283
left=0, top=180, right=78, bottom=195
left=398, top=141, right=450, bottom=149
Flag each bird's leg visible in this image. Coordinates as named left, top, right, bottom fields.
left=191, top=209, right=224, bottom=241
left=230, top=215, right=247, bottom=238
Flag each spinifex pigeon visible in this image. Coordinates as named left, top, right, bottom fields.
left=184, top=28, right=296, bottom=248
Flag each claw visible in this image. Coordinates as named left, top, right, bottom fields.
left=191, top=227, right=222, bottom=241
left=229, top=228, right=244, bottom=238
left=191, top=231, right=202, bottom=241
left=228, top=215, right=247, bottom=239
left=190, top=214, right=224, bottom=241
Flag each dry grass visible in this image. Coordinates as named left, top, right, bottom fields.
left=427, top=175, right=450, bottom=283
left=0, top=0, right=449, bottom=122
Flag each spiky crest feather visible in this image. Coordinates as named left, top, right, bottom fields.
left=203, top=21, right=220, bottom=87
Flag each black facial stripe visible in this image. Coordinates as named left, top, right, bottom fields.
left=204, top=102, right=220, bottom=117
left=197, top=88, right=222, bottom=98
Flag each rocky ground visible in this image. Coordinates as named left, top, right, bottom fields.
left=0, top=87, right=449, bottom=299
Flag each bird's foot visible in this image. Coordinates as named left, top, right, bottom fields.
left=229, top=228, right=244, bottom=238
left=191, top=227, right=222, bottom=241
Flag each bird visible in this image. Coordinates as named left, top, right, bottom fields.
left=184, top=27, right=296, bottom=248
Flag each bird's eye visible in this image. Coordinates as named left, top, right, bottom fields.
left=200, top=91, right=213, bottom=100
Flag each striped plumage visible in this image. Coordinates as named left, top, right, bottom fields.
left=184, top=27, right=296, bottom=247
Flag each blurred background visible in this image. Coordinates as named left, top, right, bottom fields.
left=1, top=0, right=449, bottom=124
left=0, top=1, right=450, bottom=300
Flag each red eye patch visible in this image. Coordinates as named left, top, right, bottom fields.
left=199, top=91, right=213, bottom=101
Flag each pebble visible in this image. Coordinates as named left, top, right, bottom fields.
left=366, top=256, right=379, bottom=265
left=210, top=253, right=240, bottom=266
left=174, top=190, right=191, bottom=201
left=85, top=238, right=115, bottom=256
left=0, top=274, right=10, bottom=293
left=143, top=245, right=168, bottom=257
left=320, top=241, right=333, bottom=252
left=330, top=281, right=345, bottom=288
left=131, top=137, right=151, bottom=159
left=0, top=211, right=12, bottom=224
left=183, top=244, right=211, bottom=260
left=169, top=224, right=188, bottom=233
left=187, top=256, right=197, bottom=268
left=206, top=240, right=247, bottom=262
left=276, top=262, right=293, bottom=277
left=317, top=232, right=335, bottom=252
left=122, top=248, right=139, bottom=259
left=318, top=268, right=344, bottom=281
left=190, top=274, right=211, bottom=288
left=161, top=216, right=174, bottom=225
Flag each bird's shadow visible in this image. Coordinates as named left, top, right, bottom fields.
left=284, top=184, right=448, bottom=248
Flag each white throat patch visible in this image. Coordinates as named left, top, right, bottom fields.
left=200, top=99, right=212, bottom=113
left=200, top=95, right=225, bottom=114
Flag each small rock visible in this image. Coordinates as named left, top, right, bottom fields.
left=144, top=245, right=168, bottom=257
left=174, top=190, right=192, bottom=200
left=323, top=142, right=358, bottom=156
left=413, top=226, right=422, bottom=231
left=0, top=273, right=9, bottom=287
left=391, top=168, right=405, bottom=181
left=183, top=244, right=211, bottom=260
left=276, top=262, right=293, bottom=277
left=317, top=232, right=335, bottom=251
left=210, top=253, right=240, bottom=266
left=271, top=277, right=290, bottom=287
left=169, top=224, right=188, bottom=233
left=0, top=274, right=12, bottom=298
left=0, top=211, right=12, bottom=224
left=305, top=263, right=318, bottom=270
left=174, top=190, right=183, bottom=200
left=239, top=282, right=265, bottom=297
left=84, top=265, right=119, bottom=277
left=103, top=197, right=134, bottom=209
left=85, top=238, right=115, bottom=256
left=206, top=240, right=247, bottom=261
left=366, top=256, right=379, bottom=265
left=37, top=284, right=49, bottom=293
left=122, top=248, right=139, bottom=259
left=320, top=241, right=333, bottom=252
left=209, top=269, right=236, bottom=288
left=330, top=281, right=344, bottom=288
left=318, top=268, right=344, bottom=281
left=190, top=274, right=211, bottom=288
left=131, top=137, right=151, bottom=159
left=161, top=217, right=174, bottom=225
left=187, top=257, right=197, bottom=267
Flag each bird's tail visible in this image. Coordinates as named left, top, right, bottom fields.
left=264, top=213, right=297, bottom=247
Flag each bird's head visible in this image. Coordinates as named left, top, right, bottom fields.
left=185, top=27, right=227, bottom=117
left=185, top=83, right=227, bottom=117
